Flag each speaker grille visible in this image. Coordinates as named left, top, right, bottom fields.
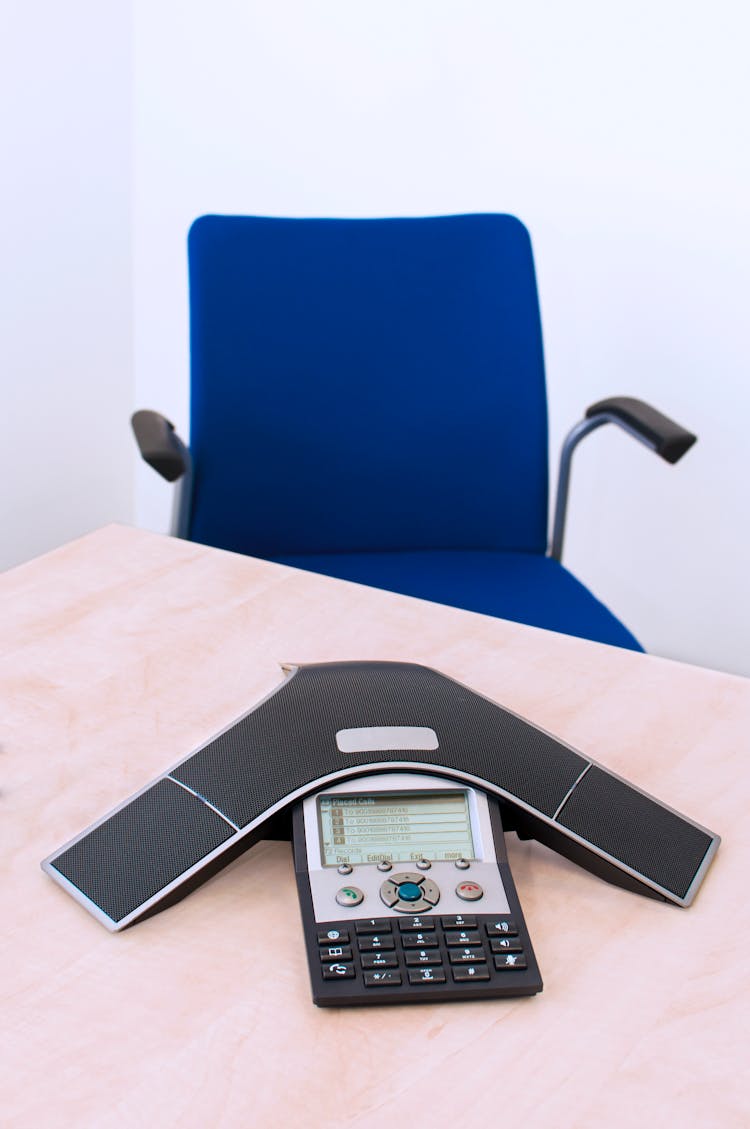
left=45, top=662, right=719, bottom=924
left=556, top=766, right=713, bottom=899
left=171, top=663, right=588, bottom=826
left=52, top=778, right=235, bottom=922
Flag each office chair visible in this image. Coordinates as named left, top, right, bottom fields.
left=133, top=214, right=696, bottom=651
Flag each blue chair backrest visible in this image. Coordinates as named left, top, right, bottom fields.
left=188, top=214, right=549, bottom=558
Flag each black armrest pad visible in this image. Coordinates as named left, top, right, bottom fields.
left=585, top=397, right=697, bottom=464
left=131, top=410, right=188, bottom=482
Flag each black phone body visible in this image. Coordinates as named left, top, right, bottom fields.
left=293, top=771, right=543, bottom=1006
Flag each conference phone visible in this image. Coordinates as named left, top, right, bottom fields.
left=294, top=771, right=542, bottom=1006
left=42, top=660, right=720, bottom=1011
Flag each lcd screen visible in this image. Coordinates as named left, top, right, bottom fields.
left=318, top=791, right=475, bottom=867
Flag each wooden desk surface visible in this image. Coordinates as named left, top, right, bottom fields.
left=2, top=525, right=748, bottom=1129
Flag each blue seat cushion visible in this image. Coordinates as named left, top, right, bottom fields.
left=271, top=549, right=643, bottom=652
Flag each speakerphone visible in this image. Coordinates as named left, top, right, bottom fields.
left=42, top=660, right=720, bottom=1007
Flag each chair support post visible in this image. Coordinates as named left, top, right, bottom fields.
left=550, top=417, right=605, bottom=562
left=550, top=413, right=660, bottom=562
left=170, top=443, right=194, bottom=539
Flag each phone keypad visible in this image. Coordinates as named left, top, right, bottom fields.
left=314, top=914, right=536, bottom=998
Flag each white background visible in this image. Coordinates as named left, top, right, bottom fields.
left=0, top=1, right=133, bottom=566
left=2, top=2, right=749, bottom=675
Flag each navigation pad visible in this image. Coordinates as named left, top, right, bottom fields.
left=379, top=871, right=441, bottom=913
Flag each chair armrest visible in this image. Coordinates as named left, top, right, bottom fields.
left=585, top=397, right=697, bottom=464
left=131, top=410, right=189, bottom=482
left=550, top=396, right=698, bottom=561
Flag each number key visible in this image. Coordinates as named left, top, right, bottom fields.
left=441, top=915, right=476, bottom=929
left=361, top=952, right=399, bottom=969
left=448, top=947, right=487, bottom=964
left=357, top=934, right=395, bottom=952
left=355, top=919, right=393, bottom=935
left=401, top=933, right=439, bottom=949
left=398, top=917, right=436, bottom=932
left=405, top=949, right=444, bottom=966
left=408, top=967, right=446, bottom=985
left=444, top=930, right=481, bottom=946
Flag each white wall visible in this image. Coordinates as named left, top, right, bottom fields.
left=128, top=1, right=746, bottom=677
left=0, top=2, right=134, bottom=572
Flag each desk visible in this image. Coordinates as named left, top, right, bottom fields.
left=2, top=525, right=748, bottom=1128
